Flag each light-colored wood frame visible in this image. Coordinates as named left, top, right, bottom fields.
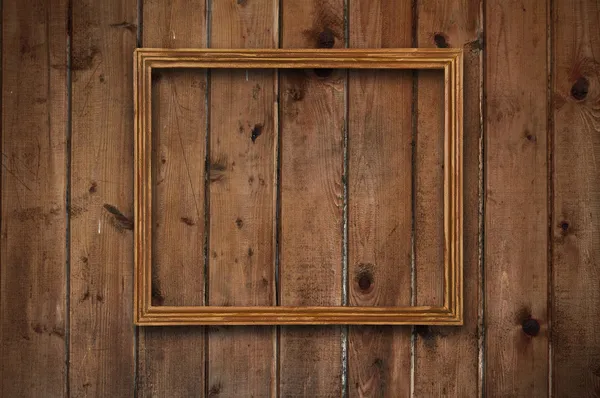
left=134, top=48, right=463, bottom=325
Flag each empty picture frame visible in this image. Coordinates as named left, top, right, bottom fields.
left=134, top=48, right=463, bottom=325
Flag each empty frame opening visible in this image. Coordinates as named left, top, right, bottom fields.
left=149, top=67, right=445, bottom=309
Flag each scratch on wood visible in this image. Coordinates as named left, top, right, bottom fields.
left=1, top=161, right=33, bottom=191
left=207, top=381, right=223, bottom=397
left=171, top=87, right=202, bottom=219
left=77, top=59, right=104, bottom=116
left=180, top=217, right=196, bottom=226
left=209, top=156, right=228, bottom=182
left=79, top=288, right=90, bottom=303
left=31, top=323, right=66, bottom=338
left=109, top=21, right=137, bottom=33
left=151, top=276, right=165, bottom=306
left=71, top=45, right=100, bottom=71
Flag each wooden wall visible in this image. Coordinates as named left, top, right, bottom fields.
left=1, top=0, right=599, bottom=397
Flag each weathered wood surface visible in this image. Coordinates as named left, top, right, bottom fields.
left=552, top=0, right=600, bottom=396
left=69, top=0, right=138, bottom=396
left=137, top=1, right=207, bottom=396
left=413, top=0, right=481, bottom=396
left=279, top=0, right=345, bottom=396
left=485, top=0, right=549, bottom=395
left=1, top=0, right=68, bottom=396
left=347, top=1, right=413, bottom=396
left=3, top=0, right=600, bottom=396
left=207, top=0, right=278, bottom=396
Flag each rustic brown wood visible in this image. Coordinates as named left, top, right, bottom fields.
left=207, top=1, right=277, bottom=396
left=1, top=0, right=68, bottom=396
left=278, top=0, right=345, bottom=394
left=415, top=59, right=445, bottom=307
left=147, top=68, right=206, bottom=306
left=69, top=0, right=138, bottom=396
left=133, top=49, right=463, bottom=326
left=11, top=2, right=600, bottom=395
left=552, top=0, right=600, bottom=395
left=347, top=1, right=413, bottom=396
left=485, top=0, right=549, bottom=395
left=136, top=1, right=207, bottom=396
left=414, top=1, right=481, bottom=396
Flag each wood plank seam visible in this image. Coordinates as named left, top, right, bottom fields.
left=275, top=4, right=282, bottom=398
left=478, top=1, right=486, bottom=396
left=341, top=2, right=349, bottom=397
left=546, top=0, right=554, bottom=394
left=205, top=5, right=212, bottom=398
left=410, top=3, right=418, bottom=396
left=132, top=1, right=141, bottom=395
left=66, top=0, right=73, bottom=395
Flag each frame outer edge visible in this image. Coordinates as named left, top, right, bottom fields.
left=133, top=48, right=464, bottom=326
left=133, top=49, right=141, bottom=324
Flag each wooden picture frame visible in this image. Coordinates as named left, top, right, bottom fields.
left=134, top=48, right=463, bottom=325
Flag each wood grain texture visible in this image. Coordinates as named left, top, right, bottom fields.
left=552, top=0, right=600, bottom=395
left=149, top=68, right=206, bottom=307
left=6, top=1, right=600, bottom=396
left=347, top=1, right=412, bottom=396
left=415, top=69, right=444, bottom=307
left=1, top=0, right=68, bottom=396
left=414, top=0, right=481, bottom=396
left=485, top=0, right=549, bottom=395
left=279, top=0, right=344, bottom=395
left=207, top=0, right=277, bottom=396
left=69, top=0, right=137, bottom=395
left=138, top=327, right=206, bottom=397
left=137, top=0, right=207, bottom=396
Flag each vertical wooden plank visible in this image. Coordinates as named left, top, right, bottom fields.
left=1, top=0, right=68, bottom=396
left=552, top=0, right=600, bottom=395
left=207, top=0, right=277, bottom=396
left=414, top=47, right=445, bottom=308
left=137, top=1, right=207, bottom=396
left=347, top=1, right=412, bottom=397
left=279, top=0, right=345, bottom=396
left=69, top=0, right=137, bottom=395
left=485, top=0, right=549, bottom=395
left=413, top=1, right=482, bottom=396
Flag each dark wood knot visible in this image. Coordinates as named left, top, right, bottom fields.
left=522, top=318, right=540, bottom=336
left=317, top=29, right=335, bottom=48
left=571, top=76, right=589, bottom=100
